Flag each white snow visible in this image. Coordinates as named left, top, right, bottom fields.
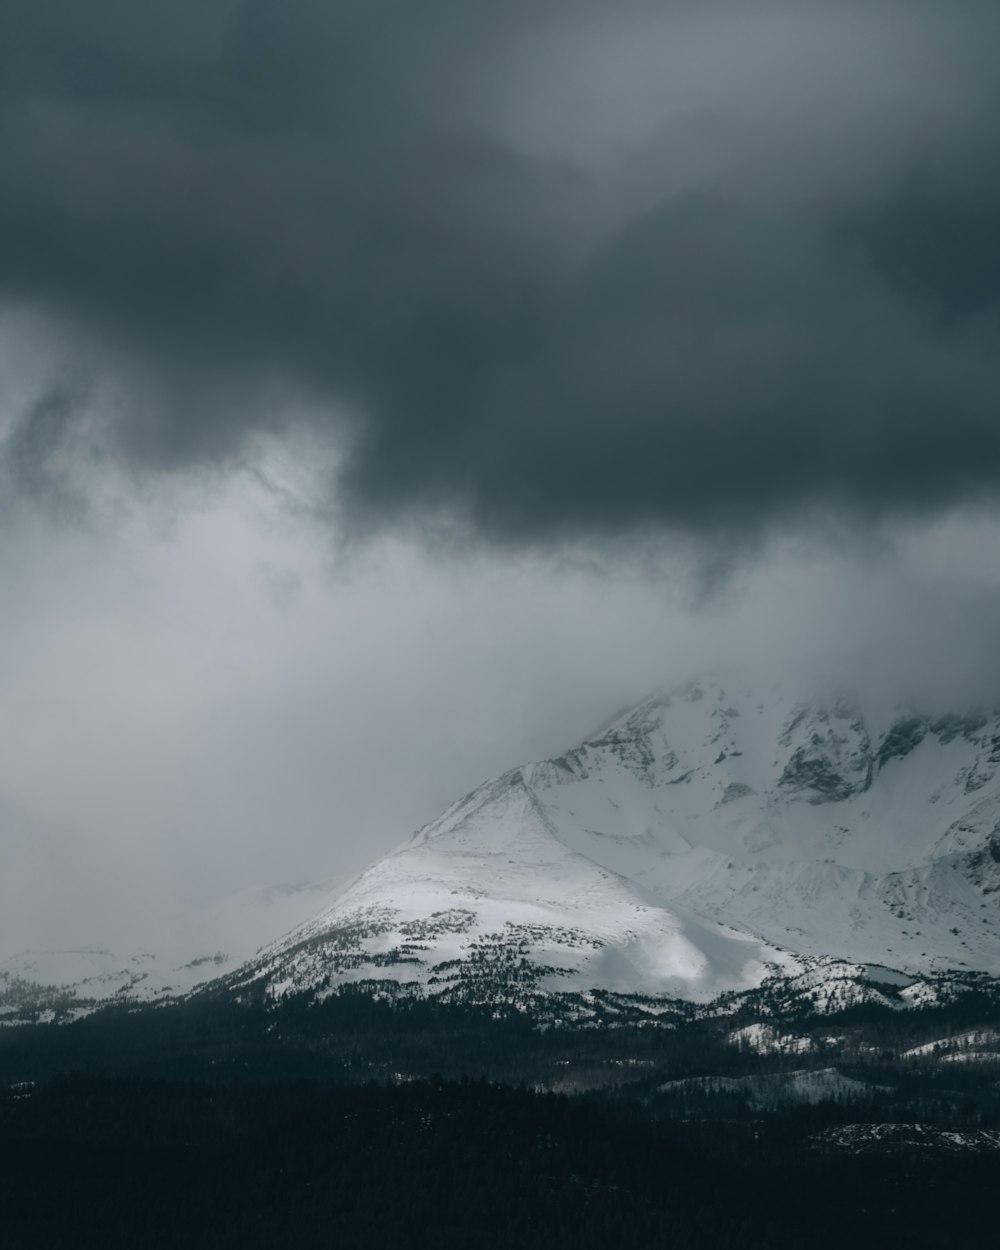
left=728, top=1023, right=815, bottom=1055
left=236, top=678, right=1000, bottom=1006
left=901, top=1028, right=1000, bottom=1060
left=816, top=1123, right=1000, bottom=1153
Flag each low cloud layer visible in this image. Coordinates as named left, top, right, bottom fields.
left=2, top=1, right=999, bottom=546
left=5, top=468, right=1000, bottom=953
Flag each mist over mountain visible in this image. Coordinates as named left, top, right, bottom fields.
left=5, top=5, right=1000, bottom=1247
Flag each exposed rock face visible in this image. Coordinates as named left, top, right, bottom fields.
left=778, top=702, right=873, bottom=804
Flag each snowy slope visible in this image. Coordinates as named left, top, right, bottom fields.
left=230, top=678, right=1000, bottom=1010
left=0, top=878, right=346, bottom=1024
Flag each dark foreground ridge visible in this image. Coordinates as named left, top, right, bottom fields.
left=4, top=990, right=1000, bottom=1248
left=0, top=1075, right=850, bottom=1250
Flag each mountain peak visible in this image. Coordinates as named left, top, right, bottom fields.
left=218, top=677, right=1000, bottom=1015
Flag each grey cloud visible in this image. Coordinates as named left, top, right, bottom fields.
left=845, top=168, right=1000, bottom=325
left=8, top=387, right=80, bottom=480
left=2, top=1, right=1000, bottom=545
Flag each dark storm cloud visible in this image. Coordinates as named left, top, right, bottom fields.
left=2, top=0, right=1000, bottom=543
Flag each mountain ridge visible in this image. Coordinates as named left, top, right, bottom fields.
left=221, top=677, right=1000, bottom=1015
left=8, top=675, right=1000, bottom=1025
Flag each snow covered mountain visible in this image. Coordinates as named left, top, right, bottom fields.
left=9, top=676, right=1000, bottom=1025
left=227, top=678, right=1000, bottom=1014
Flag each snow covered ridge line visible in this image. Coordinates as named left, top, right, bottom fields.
left=6, top=954, right=1000, bottom=1033
left=704, top=960, right=998, bottom=1017
left=814, top=1124, right=1000, bottom=1154
left=225, top=949, right=1000, bottom=1028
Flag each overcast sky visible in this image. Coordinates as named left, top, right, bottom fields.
left=3, top=1, right=1000, bottom=952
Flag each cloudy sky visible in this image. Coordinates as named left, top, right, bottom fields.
left=3, top=0, right=1000, bottom=952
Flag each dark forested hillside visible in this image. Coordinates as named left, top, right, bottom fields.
left=4, top=1073, right=998, bottom=1250
left=4, top=993, right=1000, bottom=1248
